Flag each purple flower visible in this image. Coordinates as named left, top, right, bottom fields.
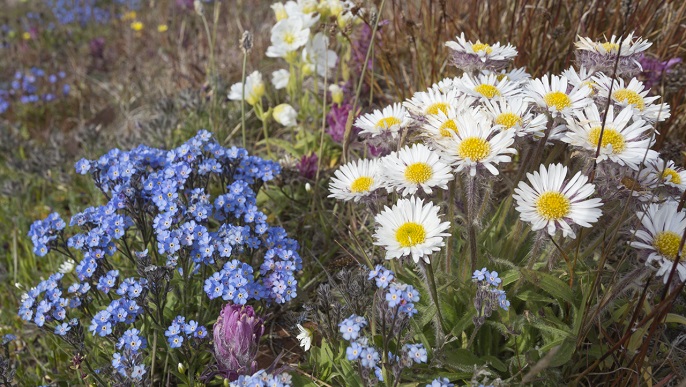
left=326, top=103, right=353, bottom=143
left=638, top=54, right=682, bottom=90
left=89, top=37, right=105, bottom=59
left=297, top=153, right=319, bottom=180
left=213, top=304, right=265, bottom=380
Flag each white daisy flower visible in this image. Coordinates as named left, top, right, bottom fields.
left=513, top=163, right=603, bottom=238
left=328, top=159, right=383, bottom=202
left=266, top=18, right=311, bottom=59
left=482, top=97, right=548, bottom=138
left=445, top=33, right=517, bottom=71
left=296, top=324, right=313, bottom=351
left=273, top=103, right=298, bottom=126
left=354, top=103, right=411, bottom=139
left=455, top=73, right=520, bottom=101
left=430, top=76, right=460, bottom=94
left=373, top=196, right=451, bottom=263
left=561, top=66, right=597, bottom=92
left=228, top=71, right=265, bottom=106
left=403, top=88, right=464, bottom=118
left=271, top=69, right=290, bottom=89
left=630, top=201, right=686, bottom=283
left=483, top=67, right=531, bottom=85
left=525, top=74, right=592, bottom=118
left=435, top=113, right=516, bottom=176
left=302, top=33, right=338, bottom=77
left=575, top=33, right=652, bottom=76
left=381, top=143, right=454, bottom=196
left=593, top=74, right=671, bottom=123
left=639, top=158, right=686, bottom=193
left=562, top=104, right=658, bottom=170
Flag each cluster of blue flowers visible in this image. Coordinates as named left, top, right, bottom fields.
left=427, top=377, right=455, bottom=387
left=368, top=264, right=419, bottom=317
left=44, top=0, right=111, bottom=25
left=20, top=130, right=301, bottom=381
left=164, top=315, right=208, bottom=349
left=472, top=268, right=510, bottom=311
left=0, top=68, right=70, bottom=114
left=230, top=370, right=292, bottom=387
left=112, top=328, right=147, bottom=381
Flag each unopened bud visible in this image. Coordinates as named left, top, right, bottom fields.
left=178, top=363, right=185, bottom=373
left=240, top=31, right=253, bottom=53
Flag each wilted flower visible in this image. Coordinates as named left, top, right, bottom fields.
left=213, top=304, right=265, bottom=380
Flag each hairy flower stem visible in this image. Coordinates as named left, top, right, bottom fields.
left=420, top=261, right=446, bottom=346
left=240, top=52, right=248, bottom=149
left=514, top=231, right=547, bottom=292
left=466, top=175, right=480, bottom=272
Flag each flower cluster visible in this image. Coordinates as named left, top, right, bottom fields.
left=472, top=268, right=509, bottom=327
left=230, top=370, right=293, bottom=387
left=45, top=0, right=111, bottom=25
left=165, top=315, right=208, bottom=348
left=213, top=304, right=264, bottom=380
left=427, top=377, right=455, bottom=387
left=19, top=130, right=301, bottom=382
left=0, top=68, right=70, bottom=115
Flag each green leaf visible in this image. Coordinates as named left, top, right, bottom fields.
left=520, top=268, right=574, bottom=304
left=261, top=137, right=299, bottom=156
left=665, top=313, right=686, bottom=326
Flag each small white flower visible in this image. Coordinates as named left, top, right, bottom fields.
left=638, top=158, right=686, bottom=193
left=404, top=88, right=467, bottom=118
left=381, top=143, right=454, bottom=196
left=575, top=32, right=651, bottom=58
left=525, top=74, right=592, bottom=118
left=328, top=84, right=344, bottom=104
left=373, top=196, right=451, bottom=263
left=266, top=18, right=310, bottom=58
left=328, top=159, right=383, bottom=202
left=593, top=74, right=670, bottom=123
left=296, top=324, right=313, bottom=351
left=482, top=97, right=548, bottom=138
left=455, top=72, right=520, bottom=101
left=354, top=103, right=412, bottom=139
left=271, top=69, right=290, bottom=89
left=630, top=201, right=686, bottom=283
left=273, top=104, right=298, bottom=126
left=562, top=66, right=596, bottom=91
left=513, top=163, right=603, bottom=239
left=58, top=259, right=75, bottom=274
left=435, top=112, right=516, bottom=177
left=563, top=104, right=658, bottom=170
left=302, top=33, right=338, bottom=77
left=482, top=67, right=531, bottom=85
left=445, top=33, right=517, bottom=71
left=271, top=3, right=289, bottom=21
left=228, top=71, right=265, bottom=106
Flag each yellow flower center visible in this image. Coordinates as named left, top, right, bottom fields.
left=474, top=84, right=501, bottom=99
left=601, top=42, right=620, bottom=52
left=404, top=162, right=433, bottom=184
left=663, top=168, right=682, bottom=185
left=283, top=32, right=296, bottom=45
left=612, top=89, right=645, bottom=111
left=439, top=119, right=458, bottom=137
left=350, top=176, right=373, bottom=193
left=395, top=222, right=427, bottom=248
left=458, top=137, right=491, bottom=161
left=495, top=112, right=522, bottom=129
left=471, top=42, right=493, bottom=54
left=653, top=231, right=681, bottom=260
left=544, top=91, right=572, bottom=111
left=377, top=116, right=401, bottom=129
left=426, top=102, right=450, bottom=116
left=246, top=83, right=265, bottom=106
left=535, top=191, right=571, bottom=220
left=588, top=127, right=626, bottom=154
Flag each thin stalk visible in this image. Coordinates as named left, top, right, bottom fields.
left=420, top=261, right=446, bottom=344
left=466, top=175, right=479, bottom=272
left=240, top=51, right=248, bottom=148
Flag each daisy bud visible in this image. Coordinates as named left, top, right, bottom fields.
left=213, top=304, right=265, bottom=380
left=273, top=104, right=298, bottom=127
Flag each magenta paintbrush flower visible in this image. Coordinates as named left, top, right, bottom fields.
left=213, top=304, right=265, bottom=380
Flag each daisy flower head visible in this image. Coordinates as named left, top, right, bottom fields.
left=435, top=113, right=516, bottom=177
left=430, top=76, right=460, bottom=94
left=562, top=104, right=658, bottom=170
left=266, top=17, right=311, bottom=59
left=381, top=143, right=454, bottom=196
left=445, top=33, right=518, bottom=72
left=403, top=88, right=463, bottom=118
left=302, top=32, right=338, bottom=77
left=354, top=103, right=411, bottom=139
left=513, top=163, right=603, bottom=238
left=630, top=201, right=686, bottom=283
left=593, top=74, right=670, bottom=123
left=639, top=158, right=686, bottom=194
left=483, top=67, right=531, bottom=86
left=228, top=71, right=265, bottom=106
left=455, top=73, right=521, bottom=101
left=575, top=33, right=652, bottom=76
left=483, top=97, right=548, bottom=138
left=526, top=74, right=592, bottom=118
left=328, top=159, right=383, bottom=202
left=561, top=66, right=597, bottom=93
left=373, top=196, right=451, bottom=263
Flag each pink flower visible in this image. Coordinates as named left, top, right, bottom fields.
left=213, top=304, right=264, bottom=380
